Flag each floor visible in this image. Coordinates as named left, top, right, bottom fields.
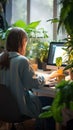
left=0, top=119, right=36, bottom=130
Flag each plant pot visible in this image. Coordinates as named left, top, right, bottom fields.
left=37, top=59, right=42, bottom=69
left=42, top=62, right=47, bottom=71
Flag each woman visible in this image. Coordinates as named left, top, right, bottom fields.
left=0, top=27, right=55, bottom=129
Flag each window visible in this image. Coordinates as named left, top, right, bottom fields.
left=6, top=0, right=27, bottom=25
left=30, top=0, right=53, bottom=40
left=5, top=0, right=65, bottom=41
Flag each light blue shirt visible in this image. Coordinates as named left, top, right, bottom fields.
left=0, top=52, right=44, bottom=117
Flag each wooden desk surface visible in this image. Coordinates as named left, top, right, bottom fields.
left=32, top=84, right=61, bottom=130
left=32, top=86, right=56, bottom=98
left=34, top=69, right=57, bottom=98
left=34, top=69, right=70, bottom=98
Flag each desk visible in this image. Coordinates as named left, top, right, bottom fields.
left=33, top=86, right=62, bottom=130
left=33, top=86, right=56, bottom=98
left=34, top=69, right=70, bottom=96
left=34, top=69, right=70, bottom=130
left=34, top=69, right=63, bottom=130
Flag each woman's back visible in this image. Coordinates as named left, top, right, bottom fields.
left=0, top=51, right=42, bottom=117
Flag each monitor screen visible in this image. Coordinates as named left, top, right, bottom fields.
left=47, top=42, right=67, bottom=70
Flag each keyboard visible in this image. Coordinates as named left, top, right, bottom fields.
left=35, top=70, right=58, bottom=87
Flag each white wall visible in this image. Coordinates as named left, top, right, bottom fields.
left=30, top=0, right=53, bottom=40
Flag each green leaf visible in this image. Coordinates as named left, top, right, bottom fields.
left=12, top=20, right=26, bottom=28
left=27, top=21, right=41, bottom=29
left=47, top=18, right=59, bottom=23
left=39, top=80, right=73, bottom=123
left=39, top=110, right=53, bottom=118
left=64, top=63, right=73, bottom=70
left=56, top=57, right=62, bottom=67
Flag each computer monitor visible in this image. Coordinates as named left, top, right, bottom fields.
left=46, top=42, right=67, bottom=70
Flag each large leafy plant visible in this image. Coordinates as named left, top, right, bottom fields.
left=57, top=0, right=73, bottom=72
left=58, top=0, right=73, bottom=35
left=12, top=20, right=41, bottom=38
left=27, top=40, right=49, bottom=62
left=39, top=80, right=73, bottom=123
left=64, top=49, right=73, bottom=72
left=0, top=20, right=41, bottom=49
left=48, top=0, right=73, bottom=72
left=13, top=20, right=49, bottom=62
left=0, top=0, right=8, bottom=3
left=0, top=19, right=49, bottom=64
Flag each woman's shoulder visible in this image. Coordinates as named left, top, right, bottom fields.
left=16, top=55, right=30, bottom=68
left=17, top=55, right=29, bottom=63
left=9, top=52, right=28, bottom=60
left=9, top=52, right=29, bottom=64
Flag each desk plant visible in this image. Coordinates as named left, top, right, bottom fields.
left=25, top=27, right=49, bottom=69
left=55, top=56, right=65, bottom=82
left=27, top=39, right=49, bottom=69
left=56, top=57, right=62, bottom=69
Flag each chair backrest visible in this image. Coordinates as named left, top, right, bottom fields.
left=0, top=84, right=22, bottom=123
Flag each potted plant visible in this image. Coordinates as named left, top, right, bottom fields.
left=57, top=0, right=73, bottom=79
left=39, top=0, right=73, bottom=125
left=0, top=19, right=41, bottom=51
left=39, top=80, right=73, bottom=125
left=55, top=56, right=65, bottom=82
left=56, top=56, right=62, bottom=69
left=64, top=51, right=73, bottom=80
left=0, top=0, right=10, bottom=53
left=62, top=39, right=73, bottom=79
left=25, top=27, right=49, bottom=70
left=0, top=19, right=49, bottom=71
left=27, top=39, right=49, bottom=70
left=48, top=0, right=73, bottom=79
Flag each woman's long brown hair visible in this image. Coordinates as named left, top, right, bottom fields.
left=0, top=27, right=28, bottom=70
left=0, top=51, right=10, bottom=70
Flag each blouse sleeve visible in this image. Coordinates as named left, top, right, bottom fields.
left=19, top=58, right=45, bottom=89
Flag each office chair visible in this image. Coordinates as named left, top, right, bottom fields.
left=0, top=84, right=31, bottom=130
